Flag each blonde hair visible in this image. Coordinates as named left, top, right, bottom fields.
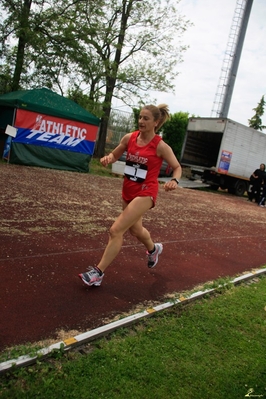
left=142, top=104, right=170, bottom=132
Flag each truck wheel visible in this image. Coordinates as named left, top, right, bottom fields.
left=234, top=180, right=247, bottom=197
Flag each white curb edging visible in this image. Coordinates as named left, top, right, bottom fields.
left=1, top=267, right=266, bottom=374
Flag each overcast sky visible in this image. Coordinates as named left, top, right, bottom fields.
left=146, top=0, right=266, bottom=129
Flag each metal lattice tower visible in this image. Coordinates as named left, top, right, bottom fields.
left=211, top=0, right=253, bottom=118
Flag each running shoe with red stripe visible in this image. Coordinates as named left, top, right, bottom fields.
left=147, top=243, right=163, bottom=268
left=79, top=267, right=104, bottom=286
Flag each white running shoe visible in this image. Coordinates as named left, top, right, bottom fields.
left=79, top=267, right=104, bottom=286
left=146, top=243, right=163, bottom=268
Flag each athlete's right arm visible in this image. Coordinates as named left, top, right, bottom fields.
left=100, top=133, right=131, bottom=167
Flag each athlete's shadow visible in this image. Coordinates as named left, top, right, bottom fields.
left=148, top=270, right=172, bottom=299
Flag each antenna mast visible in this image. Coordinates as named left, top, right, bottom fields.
left=211, top=0, right=253, bottom=118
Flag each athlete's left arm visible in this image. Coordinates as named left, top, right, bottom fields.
left=157, top=141, right=182, bottom=191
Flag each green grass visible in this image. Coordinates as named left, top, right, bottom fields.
left=1, top=275, right=266, bottom=399
left=89, top=157, right=115, bottom=177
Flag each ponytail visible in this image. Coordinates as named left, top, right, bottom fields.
left=142, top=104, right=170, bottom=132
left=156, top=104, right=170, bottom=132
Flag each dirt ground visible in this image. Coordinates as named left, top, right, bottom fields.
left=1, top=163, right=266, bottom=351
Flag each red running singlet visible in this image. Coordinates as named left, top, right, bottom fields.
left=122, top=131, right=163, bottom=206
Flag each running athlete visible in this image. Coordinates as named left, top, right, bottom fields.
left=79, top=104, right=182, bottom=287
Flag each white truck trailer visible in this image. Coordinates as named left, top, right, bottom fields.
left=180, top=117, right=266, bottom=196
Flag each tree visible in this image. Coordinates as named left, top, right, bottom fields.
left=132, top=107, right=140, bottom=130
left=0, top=0, right=91, bottom=93
left=11, top=0, right=32, bottom=91
left=0, top=64, right=13, bottom=94
left=248, top=95, right=266, bottom=131
left=0, top=0, right=47, bottom=92
left=0, top=0, right=191, bottom=157
left=72, top=0, right=191, bottom=157
left=162, top=111, right=189, bottom=159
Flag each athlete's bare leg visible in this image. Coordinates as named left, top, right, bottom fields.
left=97, top=197, right=153, bottom=272
left=128, top=214, right=154, bottom=251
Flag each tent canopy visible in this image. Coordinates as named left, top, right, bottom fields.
left=0, top=88, right=100, bottom=126
left=0, top=88, right=100, bottom=172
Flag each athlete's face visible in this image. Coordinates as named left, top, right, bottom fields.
left=138, top=109, right=158, bottom=134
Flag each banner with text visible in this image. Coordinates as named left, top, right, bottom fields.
left=14, top=109, right=98, bottom=155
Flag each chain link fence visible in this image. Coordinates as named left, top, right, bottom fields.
left=106, top=108, right=135, bottom=148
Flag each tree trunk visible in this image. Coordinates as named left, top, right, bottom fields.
left=93, top=3, right=134, bottom=158
left=94, top=105, right=112, bottom=158
left=11, top=0, right=32, bottom=91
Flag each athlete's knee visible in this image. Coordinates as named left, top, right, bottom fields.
left=109, top=224, right=123, bottom=239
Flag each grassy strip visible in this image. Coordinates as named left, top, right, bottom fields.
left=1, top=276, right=266, bottom=398
left=89, top=157, right=115, bottom=177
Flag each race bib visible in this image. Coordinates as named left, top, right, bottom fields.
left=124, top=161, right=148, bottom=182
